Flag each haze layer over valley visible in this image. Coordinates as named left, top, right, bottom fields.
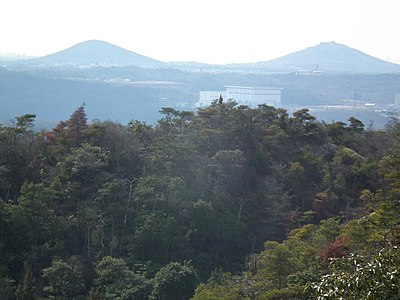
left=1, top=40, right=400, bottom=129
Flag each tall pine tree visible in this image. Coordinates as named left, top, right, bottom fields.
left=67, top=104, right=88, bottom=147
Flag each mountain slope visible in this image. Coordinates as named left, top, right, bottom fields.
left=237, top=42, right=400, bottom=73
left=34, top=40, right=165, bottom=67
left=0, top=67, right=192, bottom=126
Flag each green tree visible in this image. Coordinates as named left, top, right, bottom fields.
left=290, top=108, right=324, bottom=140
left=63, top=143, right=109, bottom=183
left=0, top=274, right=15, bottom=300
left=4, top=183, right=62, bottom=279
left=41, top=258, right=84, bottom=299
left=348, top=117, right=364, bottom=133
left=94, top=256, right=151, bottom=300
left=150, top=261, right=198, bottom=300
left=260, top=241, right=294, bottom=289
left=191, top=272, right=243, bottom=300
left=15, top=114, right=36, bottom=131
left=15, top=266, right=36, bottom=300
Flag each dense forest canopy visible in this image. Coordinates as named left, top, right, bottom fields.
left=1, top=101, right=400, bottom=299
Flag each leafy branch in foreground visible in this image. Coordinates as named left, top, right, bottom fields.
left=310, top=247, right=400, bottom=300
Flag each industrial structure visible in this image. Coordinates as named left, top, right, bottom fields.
left=394, top=93, right=400, bottom=109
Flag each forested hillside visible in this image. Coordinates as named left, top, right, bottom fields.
left=1, top=101, right=400, bottom=299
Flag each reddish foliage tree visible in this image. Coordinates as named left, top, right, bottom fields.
left=319, top=235, right=349, bottom=266
left=44, top=105, right=87, bottom=147
left=67, top=104, right=88, bottom=147
left=44, top=121, right=68, bottom=145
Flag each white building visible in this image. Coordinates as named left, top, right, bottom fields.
left=197, top=86, right=282, bottom=107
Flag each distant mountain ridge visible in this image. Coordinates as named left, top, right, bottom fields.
left=231, top=42, right=400, bottom=74
left=33, top=40, right=165, bottom=67
left=16, top=40, right=400, bottom=73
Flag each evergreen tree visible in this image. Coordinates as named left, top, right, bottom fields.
left=67, top=104, right=88, bottom=147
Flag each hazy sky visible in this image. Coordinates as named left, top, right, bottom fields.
left=1, top=0, right=400, bottom=64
